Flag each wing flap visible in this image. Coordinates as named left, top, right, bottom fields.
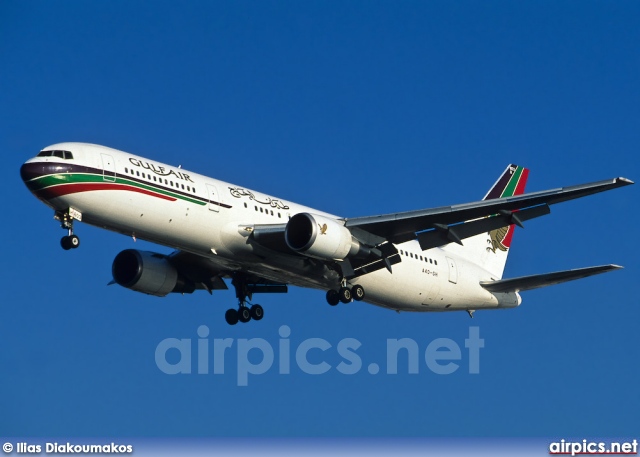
left=416, top=204, right=551, bottom=251
left=479, top=265, right=622, bottom=293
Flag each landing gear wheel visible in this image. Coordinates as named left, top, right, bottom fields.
left=225, top=309, right=239, bottom=326
left=339, top=287, right=352, bottom=304
left=68, top=234, right=80, bottom=249
left=352, top=284, right=365, bottom=301
left=326, top=290, right=340, bottom=306
left=61, top=235, right=80, bottom=250
left=250, top=304, right=264, bottom=321
left=238, top=307, right=252, bottom=323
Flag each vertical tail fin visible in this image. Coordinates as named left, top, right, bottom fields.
left=458, top=164, right=529, bottom=279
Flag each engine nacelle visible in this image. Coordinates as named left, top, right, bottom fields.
left=112, top=249, right=195, bottom=297
left=285, top=213, right=364, bottom=260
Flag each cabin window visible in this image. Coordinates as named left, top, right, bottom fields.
left=278, top=213, right=281, bottom=218
left=271, top=210, right=274, bottom=216
left=124, top=168, right=128, bottom=173
left=434, top=260, right=438, bottom=265
left=136, top=171, right=140, bottom=176
left=259, top=207, right=263, bottom=213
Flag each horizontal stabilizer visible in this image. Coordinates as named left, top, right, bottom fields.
left=480, top=264, right=622, bottom=293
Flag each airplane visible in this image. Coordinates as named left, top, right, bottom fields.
left=20, top=143, right=633, bottom=325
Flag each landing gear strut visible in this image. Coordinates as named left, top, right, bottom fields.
left=225, top=273, right=264, bottom=325
left=326, top=280, right=366, bottom=306
left=56, top=209, right=81, bottom=250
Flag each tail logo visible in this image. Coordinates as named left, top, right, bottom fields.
left=487, top=226, right=511, bottom=253
left=484, top=164, right=528, bottom=254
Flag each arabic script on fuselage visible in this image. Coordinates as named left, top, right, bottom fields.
left=228, top=187, right=290, bottom=210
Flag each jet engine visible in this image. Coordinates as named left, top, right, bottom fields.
left=284, top=213, right=370, bottom=260
left=111, top=249, right=195, bottom=296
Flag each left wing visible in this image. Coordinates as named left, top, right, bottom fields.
left=345, top=177, right=633, bottom=245
left=246, top=176, right=632, bottom=280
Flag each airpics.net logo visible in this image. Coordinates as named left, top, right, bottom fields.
left=154, top=326, right=485, bottom=386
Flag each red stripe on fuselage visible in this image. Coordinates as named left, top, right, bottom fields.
left=34, top=182, right=177, bottom=202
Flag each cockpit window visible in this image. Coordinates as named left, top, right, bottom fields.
left=37, top=150, right=74, bottom=160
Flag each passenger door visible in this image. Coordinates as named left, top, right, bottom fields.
left=445, top=256, right=458, bottom=284
left=101, top=154, right=116, bottom=182
left=206, top=184, right=220, bottom=212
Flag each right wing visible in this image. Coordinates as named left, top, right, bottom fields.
left=168, top=250, right=287, bottom=295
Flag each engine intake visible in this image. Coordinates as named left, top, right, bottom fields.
left=285, top=213, right=368, bottom=260
left=112, top=249, right=195, bottom=296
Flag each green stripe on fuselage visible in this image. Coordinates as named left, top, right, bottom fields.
left=500, top=166, right=523, bottom=198
left=27, top=173, right=206, bottom=206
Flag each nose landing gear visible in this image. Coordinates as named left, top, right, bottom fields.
left=56, top=208, right=82, bottom=250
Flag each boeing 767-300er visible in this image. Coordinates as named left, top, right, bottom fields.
left=20, top=143, right=633, bottom=325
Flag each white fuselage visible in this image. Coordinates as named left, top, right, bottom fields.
left=22, top=143, right=520, bottom=313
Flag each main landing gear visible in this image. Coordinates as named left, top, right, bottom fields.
left=326, top=281, right=365, bottom=306
left=225, top=273, right=264, bottom=325
left=56, top=209, right=81, bottom=250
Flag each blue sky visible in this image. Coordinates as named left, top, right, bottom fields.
left=1, top=1, right=638, bottom=438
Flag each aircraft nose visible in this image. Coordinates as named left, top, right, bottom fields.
left=20, top=161, right=73, bottom=193
left=20, top=161, right=45, bottom=184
